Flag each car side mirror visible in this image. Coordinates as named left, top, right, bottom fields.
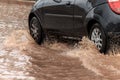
left=53, top=0, right=62, bottom=3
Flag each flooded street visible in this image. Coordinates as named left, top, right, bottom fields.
left=0, top=1, right=120, bottom=80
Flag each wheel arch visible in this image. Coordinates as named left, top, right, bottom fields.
left=86, top=19, right=109, bottom=53
left=28, top=13, right=36, bottom=27
left=85, top=8, right=108, bottom=37
left=28, top=12, right=43, bottom=27
left=86, top=19, right=99, bottom=35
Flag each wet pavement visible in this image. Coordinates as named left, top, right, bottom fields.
left=0, top=1, right=120, bottom=80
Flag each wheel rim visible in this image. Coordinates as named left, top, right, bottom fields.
left=91, top=27, right=103, bottom=50
left=30, top=18, right=39, bottom=41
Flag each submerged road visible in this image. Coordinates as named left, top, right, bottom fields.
left=0, top=1, right=120, bottom=80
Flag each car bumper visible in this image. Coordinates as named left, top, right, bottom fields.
left=100, top=4, right=120, bottom=44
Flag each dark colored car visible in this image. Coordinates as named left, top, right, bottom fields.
left=28, top=0, right=120, bottom=53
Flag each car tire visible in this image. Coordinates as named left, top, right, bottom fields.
left=89, top=23, right=107, bottom=53
left=29, top=16, right=44, bottom=44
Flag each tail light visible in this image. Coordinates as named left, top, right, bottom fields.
left=108, top=0, right=120, bottom=14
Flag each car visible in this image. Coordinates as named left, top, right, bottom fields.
left=28, top=0, right=120, bottom=53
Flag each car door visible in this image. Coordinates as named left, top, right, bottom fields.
left=74, top=0, right=93, bottom=37
left=43, top=0, right=74, bottom=36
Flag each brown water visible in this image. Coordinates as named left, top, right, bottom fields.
left=0, top=1, right=120, bottom=80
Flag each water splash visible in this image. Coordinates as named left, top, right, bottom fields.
left=65, top=37, right=120, bottom=79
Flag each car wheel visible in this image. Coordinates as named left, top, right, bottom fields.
left=90, top=23, right=107, bottom=53
left=29, top=16, right=44, bottom=44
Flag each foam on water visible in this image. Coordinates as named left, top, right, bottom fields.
left=0, top=30, right=36, bottom=80
left=1, top=29, right=120, bottom=80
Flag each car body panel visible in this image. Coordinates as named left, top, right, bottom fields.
left=42, top=0, right=75, bottom=36
left=73, top=0, right=93, bottom=37
left=29, top=0, right=120, bottom=40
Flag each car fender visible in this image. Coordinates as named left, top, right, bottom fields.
left=84, top=8, right=108, bottom=36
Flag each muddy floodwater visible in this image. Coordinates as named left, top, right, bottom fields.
left=0, top=1, right=120, bottom=80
